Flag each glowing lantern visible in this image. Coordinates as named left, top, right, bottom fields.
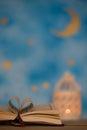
left=53, top=72, right=81, bottom=120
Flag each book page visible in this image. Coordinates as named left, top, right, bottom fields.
left=21, top=116, right=62, bottom=125
left=0, top=111, right=17, bottom=121
left=0, top=103, right=17, bottom=121
left=0, top=106, right=8, bottom=112
left=21, top=114, right=60, bottom=119
left=20, top=98, right=33, bottom=114
left=21, top=103, right=59, bottom=117
left=24, top=103, right=55, bottom=112
left=21, top=109, right=59, bottom=116
left=8, top=96, right=20, bottom=114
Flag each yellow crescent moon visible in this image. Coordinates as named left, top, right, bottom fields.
left=52, top=8, right=80, bottom=37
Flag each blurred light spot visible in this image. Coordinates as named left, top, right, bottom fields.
left=65, top=109, right=71, bottom=114
left=32, top=85, right=38, bottom=92
left=2, top=61, right=12, bottom=70
left=43, top=82, right=50, bottom=89
left=67, top=60, right=74, bottom=66
left=0, top=17, right=8, bottom=25
left=28, top=39, right=33, bottom=45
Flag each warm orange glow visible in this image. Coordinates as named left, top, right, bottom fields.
left=2, top=61, right=12, bottom=70
left=67, top=60, right=74, bottom=66
left=65, top=109, right=71, bottom=114
left=28, top=39, right=33, bottom=45
left=32, top=86, right=38, bottom=92
left=0, top=18, right=8, bottom=24
left=43, top=82, right=50, bottom=89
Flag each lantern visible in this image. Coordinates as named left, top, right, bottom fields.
left=53, top=72, right=81, bottom=120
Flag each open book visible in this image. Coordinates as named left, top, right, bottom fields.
left=0, top=96, right=63, bottom=126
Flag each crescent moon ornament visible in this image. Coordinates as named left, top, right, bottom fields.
left=52, top=8, right=80, bottom=37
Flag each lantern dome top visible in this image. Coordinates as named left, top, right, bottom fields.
left=55, top=72, right=81, bottom=91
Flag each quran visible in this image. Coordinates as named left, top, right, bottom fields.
left=0, top=96, right=63, bottom=126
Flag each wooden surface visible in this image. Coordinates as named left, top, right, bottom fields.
left=0, top=120, right=87, bottom=130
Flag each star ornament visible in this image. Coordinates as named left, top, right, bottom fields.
left=43, top=82, right=50, bottom=89
left=2, top=61, right=12, bottom=70
left=0, top=17, right=8, bottom=25
left=67, top=60, right=75, bottom=66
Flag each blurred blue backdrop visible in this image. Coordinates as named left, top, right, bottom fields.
left=0, top=0, right=87, bottom=118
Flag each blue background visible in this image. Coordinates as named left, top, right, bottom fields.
left=0, top=0, right=87, bottom=118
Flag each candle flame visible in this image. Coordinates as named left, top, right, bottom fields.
left=65, top=109, right=71, bottom=114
